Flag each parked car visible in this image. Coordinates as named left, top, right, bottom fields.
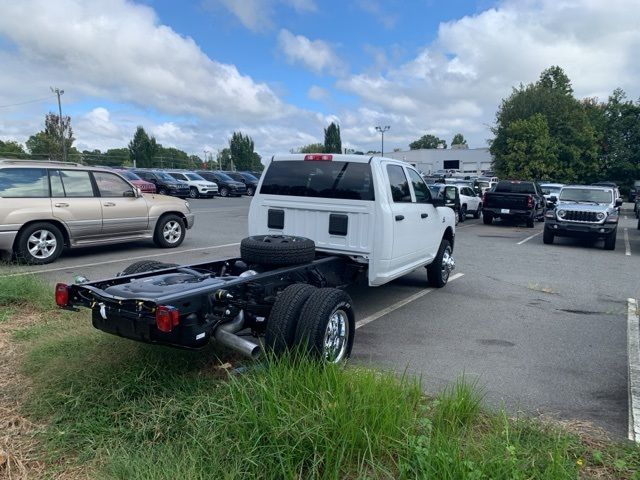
left=539, top=183, right=564, bottom=202
left=482, top=180, right=546, bottom=227
left=224, top=171, right=259, bottom=196
left=630, top=180, right=640, bottom=203
left=0, top=160, right=194, bottom=264
left=131, top=169, right=190, bottom=198
left=165, top=171, right=218, bottom=199
left=544, top=185, right=622, bottom=250
left=58, top=154, right=456, bottom=363
left=452, top=184, right=483, bottom=222
left=195, top=171, right=246, bottom=197
left=112, top=169, right=156, bottom=194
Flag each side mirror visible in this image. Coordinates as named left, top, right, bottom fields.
left=135, top=187, right=142, bottom=197
left=615, top=198, right=623, bottom=207
left=548, top=196, right=557, bottom=204
left=123, top=189, right=136, bottom=198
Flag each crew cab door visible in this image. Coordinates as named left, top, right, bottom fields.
left=92, top=171, right=149, bottom=234
left=405, top=168, right=440, bottom=261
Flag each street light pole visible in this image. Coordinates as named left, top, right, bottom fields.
left=204, top=150, right=210, bottom=169
left=375, top=125, right=390, bottom=156
left=50, top=87, right=66, bottom=162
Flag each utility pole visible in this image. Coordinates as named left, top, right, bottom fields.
left=375, top=125, right=390, bottom=156
left=50, top=87, right=66, bottom=162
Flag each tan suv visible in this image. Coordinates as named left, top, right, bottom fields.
left=0, top=160, right=195, bottom=264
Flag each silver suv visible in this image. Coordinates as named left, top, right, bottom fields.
left=0, top=160, right=195, bottom=264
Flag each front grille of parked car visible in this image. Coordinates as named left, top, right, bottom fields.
left=563, top=210, right=599, bottom=222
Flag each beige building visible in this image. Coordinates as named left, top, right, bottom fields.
left=386, top=147, right=493, bottom=174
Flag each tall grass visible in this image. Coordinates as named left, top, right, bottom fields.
left=0, top=274, right=51, bottom=309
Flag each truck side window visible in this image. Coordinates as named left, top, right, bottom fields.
left=407, top=169, right=432, bottom=202
left=386, top=165, right=411, bottom=203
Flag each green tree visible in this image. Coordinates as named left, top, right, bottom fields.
left=26, top=112, right=75, bottom=160
left=490, top=66, right=599, bottom=182
left=0, top=140, right=27, bottom=158
left=409, top=134, right=446, bottom=150
left=497, top=114, right=557, bottom=180
left=451, top=133, right=467, bottom=147
left=128, top=126, right=158, bottom=168
left=217, top=148, right=231, bottom=170
left=229, top=132, right=260, bottom=170
left=324, top=122, right=342, bottom=153
left=299, top=143, right=325, bottom=153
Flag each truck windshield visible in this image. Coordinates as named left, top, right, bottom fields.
left=260, top=161, right=375, bottom=200
left=494, top=181, right=536, bottom=194
left=559, top=188, right=612, bottom=204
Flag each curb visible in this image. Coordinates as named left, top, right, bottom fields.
left=628, top=298, right=640, bottom=442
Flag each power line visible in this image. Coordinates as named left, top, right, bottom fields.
left=0, top=95, right=56, bottom=109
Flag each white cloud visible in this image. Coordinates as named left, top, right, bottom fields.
left=356, top=0, right=398, bottom=30
left=284, top=0, right=317, bottom=13
left=203, top=0, right=317, bottom=32
left=277, top=29, right=346, bottom=76
left=336, top=0, right=640, bottom=150
left=308, top=85, right=329, bottom=101
left=0, top=0, right=286, bottom=121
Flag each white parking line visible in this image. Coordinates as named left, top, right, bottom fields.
left=627, top=298, right=640, bottom=442
left=517, top=231, right=542, bottom=245
left=355, top=272, right=464, bottom=330
left=625, top=228, right=631, bottom=256
left=0, top=242, right=241, bottom=277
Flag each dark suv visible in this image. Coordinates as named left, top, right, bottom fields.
left=195, top=171, right=246, bottom=197
left=224, top=171, right=259, bottom=196
left=132, top=169, right=190, bottom=198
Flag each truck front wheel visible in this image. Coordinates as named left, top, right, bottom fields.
left=265, top=284, right=317, bottom=355
left=483, top=212, right=493, bottom=225
left=294, top=288, right=355, bottom=363
left=542, top=229, right=554, bottom=245
left=427, top=239, right=454, bottom=288
left=603, top=231, right=617, bottom=250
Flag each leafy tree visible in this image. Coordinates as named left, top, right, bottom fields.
left=451, top=133, right=467, bottom=147
left=229, top=132, right=261, bottom=170
left=324, top=122, right=342, bottom=154
left=0, top=140, right=27, bottom=158
left=299, top=143, right=325, bottom=153
left=26, top=132, right=55, bottom=159
left=217, top=148, right=231, bottom=170
left=26, top=112, right=75, bottom=160
left=409, top=134, right=446, bottom=150
left=490, top=66, right=599, bottom=182
left=128, top=126, right=158, bottom=168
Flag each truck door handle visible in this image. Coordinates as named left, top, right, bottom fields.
left=103, top=202, right=116, bottom=207
left=54, top=203, right=69, bottom=208
left=421, top=213, right=429, bottom=219
left=395, top=215, right=404, bottom=221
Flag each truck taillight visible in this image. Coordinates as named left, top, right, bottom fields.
left=55, top=283, right=69, bottom=307
left=304, top=154, right=332, bottom=161
left=156, top=305, right=179, bottom=333
left=527, top=195, right=534, bottom=208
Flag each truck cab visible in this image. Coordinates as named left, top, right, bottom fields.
left=249, top=154, right=456, bottom=286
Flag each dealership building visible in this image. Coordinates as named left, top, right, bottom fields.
left=385, top=147, right=493, bottom=174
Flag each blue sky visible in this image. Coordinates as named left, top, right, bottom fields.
left=0, top=0, right=639, bottom=160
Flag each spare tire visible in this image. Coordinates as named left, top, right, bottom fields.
left=117, top=260, right=179, bottom=276
left=240, top=235, right=315, bottom=266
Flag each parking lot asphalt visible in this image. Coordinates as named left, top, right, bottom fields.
left=1, top=197, right=638, bottom=438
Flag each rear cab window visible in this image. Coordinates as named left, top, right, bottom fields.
left=494, top=181, right=537, bottom=194
left=261, top=160, right=375, bottom=200
left=0, top=168, right=49, bottom=197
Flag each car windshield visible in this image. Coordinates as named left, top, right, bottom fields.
left=118, top=171, right=141, bottom=181
left=215, top=172, right=236, bottom=182
left=559, top=188, right=612, bottom=204
left=541, top=185, right=562, bottom=194
left=240, top=172, right=258, bottom=182
left=185, top=173, right=206, bottom=181
left=157, top=172, right=178, bottom=182
left=477, top=181, right=490, bottom=188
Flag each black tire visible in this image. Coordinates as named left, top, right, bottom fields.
left=473, top=203, right=481, bottom=219
left=189, top=187, right=199, bottom=199
left=459, top=206, right=466, bottom=223
left=294, top=288, right=355, bottom=363
left=543, top=228, right=554, bottom=244
left=220, top=187, right=229, bottom=197
left=153, top=214, right=186, bottom=248
left=604, top=231, right=617, bottom=250
left=15, top=222, right=64, bottom=265
left=483, top=212, right=493, bottom=225
left=117, top=260, right=178, bottom=276
left=427, top=239, right=454, bottom=288
left=265, top=284, right=317, bottom=355
left=526, top=215, right=535, bottom=228
left=637, top=217, right=640, bottom=230
left=246, top=187, right=254, bottom=196
left=240, top=235, right=315, bottom=266
left=158, top=187, right=168, bottom=195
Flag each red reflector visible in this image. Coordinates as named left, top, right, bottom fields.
left=304, top=154, right=332, bottom=161
left=156, top=305, right=179, bottom=333
left=55, top=283, right=69, bottom=307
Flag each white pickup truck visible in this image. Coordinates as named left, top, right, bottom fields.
left=58, top=154, right=456, bottom=363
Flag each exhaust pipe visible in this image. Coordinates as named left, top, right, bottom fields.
left=213, top=310, right=261, bottom=359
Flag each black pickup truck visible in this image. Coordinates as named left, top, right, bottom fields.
left=482, top=180, right=546, bottom=228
